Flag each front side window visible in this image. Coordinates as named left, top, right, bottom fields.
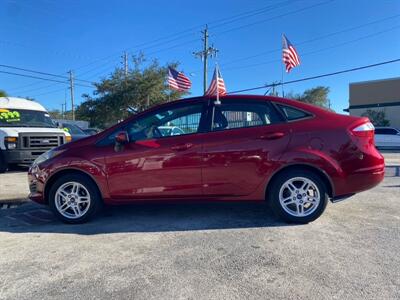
left=211, top=101, right=282, bottom=131
left=126, top=103, right=204, bottom=141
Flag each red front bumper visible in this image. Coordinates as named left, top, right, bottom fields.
left=28, top=166, right=46, bottom=204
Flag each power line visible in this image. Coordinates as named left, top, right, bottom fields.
left=0, top=70, right=93, bottom=88
left=24, top=87, right=67, bottom=98
left=72, top=1, right=311, bottom=78
left=228, top=58, right=400, bottom=94
left=72, top=1, right=293, bottom=74
left=223, top=23, right=400, bottom=73
left=219, top=13, right=400, bottom=68
left=214, top=0, right=334, bottom=37
left=74, top=1, right=334, bottom=81
left=0, top=64, right=94, bottom=84
left=11, top=82, right=67, bottom=94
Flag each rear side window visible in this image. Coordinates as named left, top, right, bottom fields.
left=277, top=104, right=311, bottom=121
left=211, top=100, right=283, bottom=131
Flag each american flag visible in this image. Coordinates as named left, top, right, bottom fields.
left=282, top=34, right=300, bottom=73
left=205, top=67, right=227, bottom=96
left=168, top=67, right=192, bottom=91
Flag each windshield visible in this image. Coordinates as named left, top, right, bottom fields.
left=0, top=109, right=56, bottom=128
left=63, top=123, right=86, bottom=135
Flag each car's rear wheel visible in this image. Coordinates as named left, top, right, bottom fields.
left=268, top=170, right=328, bottom=223
left=48, top=174, right=102, bottom=224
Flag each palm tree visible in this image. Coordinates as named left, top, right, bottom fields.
left=0, top=90, right=7, bottom=97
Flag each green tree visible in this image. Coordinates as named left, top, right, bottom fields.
left=48, top=109, right=73, bottom=120
left=361, top=110, right=390, bottom=126
left=283, top=86, right=331, bottom=109
left=76, top=55, right=187, bottom=128
left=48, top=109, right=63, bottom=119
left=297, top=86, right=330, bottom=108
left=0, top=90, right=7, bottom=97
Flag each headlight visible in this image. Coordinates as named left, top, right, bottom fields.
left=33, top=149, right=65, bottom=166
left=5, top=136, right=17, bottom=149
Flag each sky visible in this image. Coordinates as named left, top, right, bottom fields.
left=0, top=0, right=399, bottom=114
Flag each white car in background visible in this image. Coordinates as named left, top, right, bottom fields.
left=0, top=97, right=71, bottom=172
left=374, top=127, right=400, bottom=149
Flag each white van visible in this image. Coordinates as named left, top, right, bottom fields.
left=0, top=97, right=71, bottom=172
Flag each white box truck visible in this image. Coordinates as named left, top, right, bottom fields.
left=0, top=97, right=71, bottom=172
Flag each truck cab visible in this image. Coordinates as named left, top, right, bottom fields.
left=0, top=97, right=71, bottom=172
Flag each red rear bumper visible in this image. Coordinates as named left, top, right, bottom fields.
left=334, top=163, right=385, bottom=196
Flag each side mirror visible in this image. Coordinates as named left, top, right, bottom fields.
left=115, top=131, right=129, bottom=144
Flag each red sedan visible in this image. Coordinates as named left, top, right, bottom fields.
left=28, top=95, right=384, bottom=224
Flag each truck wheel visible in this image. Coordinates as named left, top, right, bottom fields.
left=268, top=170, right=328, bottom=224
left=0, top=153, right=7, bottom=173
left=48, top=174, right=103, bottom=224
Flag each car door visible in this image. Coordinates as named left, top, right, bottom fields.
left=102, top=100, right=208, bottom=201
left=201, top=99, right=291, bottom=197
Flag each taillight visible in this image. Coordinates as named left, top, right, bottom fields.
left=351, top=121, right=375, bottom=138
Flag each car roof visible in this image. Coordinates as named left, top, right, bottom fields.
left=0, top=97, right=47, bottom=112
left=150, top=94, right=329, bottom=111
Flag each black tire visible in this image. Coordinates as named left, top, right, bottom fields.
left=0, top=152, right=7, bottom=173
left=268, top=169, right=328, bottom=224
left=48, top=173, right=103, bottom=224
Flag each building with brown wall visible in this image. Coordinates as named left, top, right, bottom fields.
left=347, top=77, right=400, bottom=128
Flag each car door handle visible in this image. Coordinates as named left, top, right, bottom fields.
left=171, top=143, right=194, bottom=151
left=258, top=132, right=285, bottom=140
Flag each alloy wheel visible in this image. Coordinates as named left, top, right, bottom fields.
left=55, top=181, right=91, bottom=219
left=278, top=177, right=321, bottom=217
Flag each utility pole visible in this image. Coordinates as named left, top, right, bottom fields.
left=123, top=51, right=129, bottom=78
left=193, top=25, right=218, bottom=94
left=68, top=70, right=75, bottom=121
left=64, top=98, right=67, bottom=119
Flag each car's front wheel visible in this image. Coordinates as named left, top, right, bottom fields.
left=48, top=174, right=102, bottom=224
left=268, top=170, right=328, bottom=223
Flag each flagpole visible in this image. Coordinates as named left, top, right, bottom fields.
left=215, top=63, right=221, bottom=105
left=281, top=34, right=285, bottom=97
left=281, top=64, right=285, bottom=97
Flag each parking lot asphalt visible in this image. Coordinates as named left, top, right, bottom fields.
left=0, top=166, right=399, bottom=299
left=0, top=168, right=29, bottom=203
